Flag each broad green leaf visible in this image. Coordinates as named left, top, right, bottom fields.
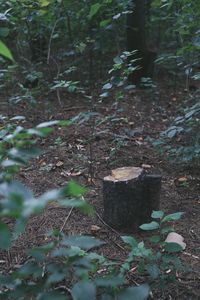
left=14, top=218, right=26, bottom=238
left=121, top=236, right=138, bottom=247
left=52, top=246, right=85, bottom=258
left=113, top=56, right=123, bottom=64
left=102, top=83, right=112, bottom=90
left=28, top=243, right=54, bottom=262
left=0, top=222, right=11, bottom=250
left=151, top=210, right=164, bottom=219
left=71, top=281, right=96, bottom=300
left=0, top=28, right=9, bottom=37
left=146, top=264, right=160, bottom=279
left=0, top=181, right=33, bottom=201
left=137, top=259, right=145, bottom=273
left=137, top=242, right=152, bottom=257
left=139, top=221, right=160, bottom=231
left=100, top=92, right=109, bottom=98
left=38, top=292, right=66, bottom=300
left=47, top=272, right=66, bottom=284
left=38, top=0, right=51, bottom=7
left=163, top=242, right=184, bottom=252
left=10, top=116, right=25, bottom=121
left=17, top=262, right=42, bottom=278
left=1, top=159, right=24, bottom=167
left=58, top=199, right=94, bottom=216
left=89, top=3, right=102, bottom=20
left=100, top=295, right=113, bottom=300
left=100, top=19, right=111, bottom=28
left=161, top=212, right=184, bottom=223
left=0, top=40, right=13, bottom=61
left=160, top=225, right=174, bottom=235
left=8, top=147, right=42, bottom=163
left=117, top=284, right=150, bottom=300
left=63, top=180, right=87, bottom=197
left=62, top=235, right=104, bottom=250
left=149, top=235, right=160, bottom=243
left=95, top=276, right=124, bottom=287
left=36, top=120, right=59, bottom=128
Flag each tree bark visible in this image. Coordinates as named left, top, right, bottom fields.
left=127, top=0, right=156, bottom=85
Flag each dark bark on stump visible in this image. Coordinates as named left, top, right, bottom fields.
left=103, top=167, right=161, bottom=232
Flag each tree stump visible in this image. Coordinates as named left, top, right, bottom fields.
left=103, top=167, right=161, bottom=232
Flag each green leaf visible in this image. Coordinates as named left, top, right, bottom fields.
left=95, top=276, right=124, bottom=287
left=0, top=40, right=13, bottom=61
left=63, top=181, right=87, bottom=197
left=38, top=0, right=51, bottom=7
left=0, top=222, right=11, bottom=250
left=117, top=284, right=150, bottom=300
left=38, top=292, right=66, bottom=300
left=160, top=225, right=174, bottom=235
left=162, top=212, right=184, bottom=223
left=10, top=116, right=26, bottom=121
left=0, top=181, right=33, bottom=201
left=151, top=210, right=164, bottom=219
left=100, top=19, right=111, bottom=28
left=163, top=242, right=184, bottom=252
left=149, top=235, right=160, bottom=244
left=71, top=281, right=96, bottom=300
left=89, top=3, right=102, bottom=20
left=146, top=264, right=160, bottom=279
left=139, top=221, right=160, bottom=231
left=0, top=28, right=10, bottom=38
left=62, top=235, right=104, bottom=250
left=100, top=295, right=113, bottom=300
left=121, top=236, right=138, bottom=247
left=36, top=120, right=59, bottom=128
left=52, top=246, right=85, bottom=258
left=58, top=199, right=94, bottom=216
left=102, top=83, right=112, bottom=90
left=8, top=147, right=42, bottom=163
left=47, top=271, right=66, bottom=284
left=113, top=56, right=123, bottom=64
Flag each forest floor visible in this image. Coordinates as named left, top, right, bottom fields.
left=1, top=80, right=200, bottom=299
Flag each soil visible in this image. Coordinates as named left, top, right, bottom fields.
left=0, top=81, right=200, bottom=299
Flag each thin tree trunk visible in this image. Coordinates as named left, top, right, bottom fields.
left=127, top=0, right=156, bottom=85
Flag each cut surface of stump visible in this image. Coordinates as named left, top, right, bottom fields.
left=103, top=166, right=161, bottom=232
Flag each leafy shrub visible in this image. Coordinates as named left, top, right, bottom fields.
left=154, top=99, right=200, bottom=163
left=121, top=211, right=186, bottom=290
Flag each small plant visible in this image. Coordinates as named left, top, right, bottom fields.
left=153, top=100, right=200, bottom=163
left=100, top=50, right=138, bottom=101
left=121, top=211, right=186, bottom=290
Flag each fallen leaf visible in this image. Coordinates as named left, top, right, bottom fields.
left=56, top=161, right=64, bottom=167
left=165, top=232, right=186, bottom=250
left=177, top=176, right=188, bottom=183
left=91, top=225, right=101, bottom=235
left=142, top=164, right=152, bottom=169
left=61, top=170, right=82, bottom=177
left=97, top=268, right=107, bottom=274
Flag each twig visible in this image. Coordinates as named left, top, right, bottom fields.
left=56, top=89, right=62, bottom=107
left=47, top=18, right=64, bottom=65
left=48, top=55, right=62, bottom=106
left=108, top=236, right=126, bottom=252
left=63, top=106, right=86, bottom=111
left=60, top=207, right=73, bottom=233
left=95, top=211, right=121, bottom=238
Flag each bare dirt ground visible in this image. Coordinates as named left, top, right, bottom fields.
left=1, top=82, right=200, bottom=299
